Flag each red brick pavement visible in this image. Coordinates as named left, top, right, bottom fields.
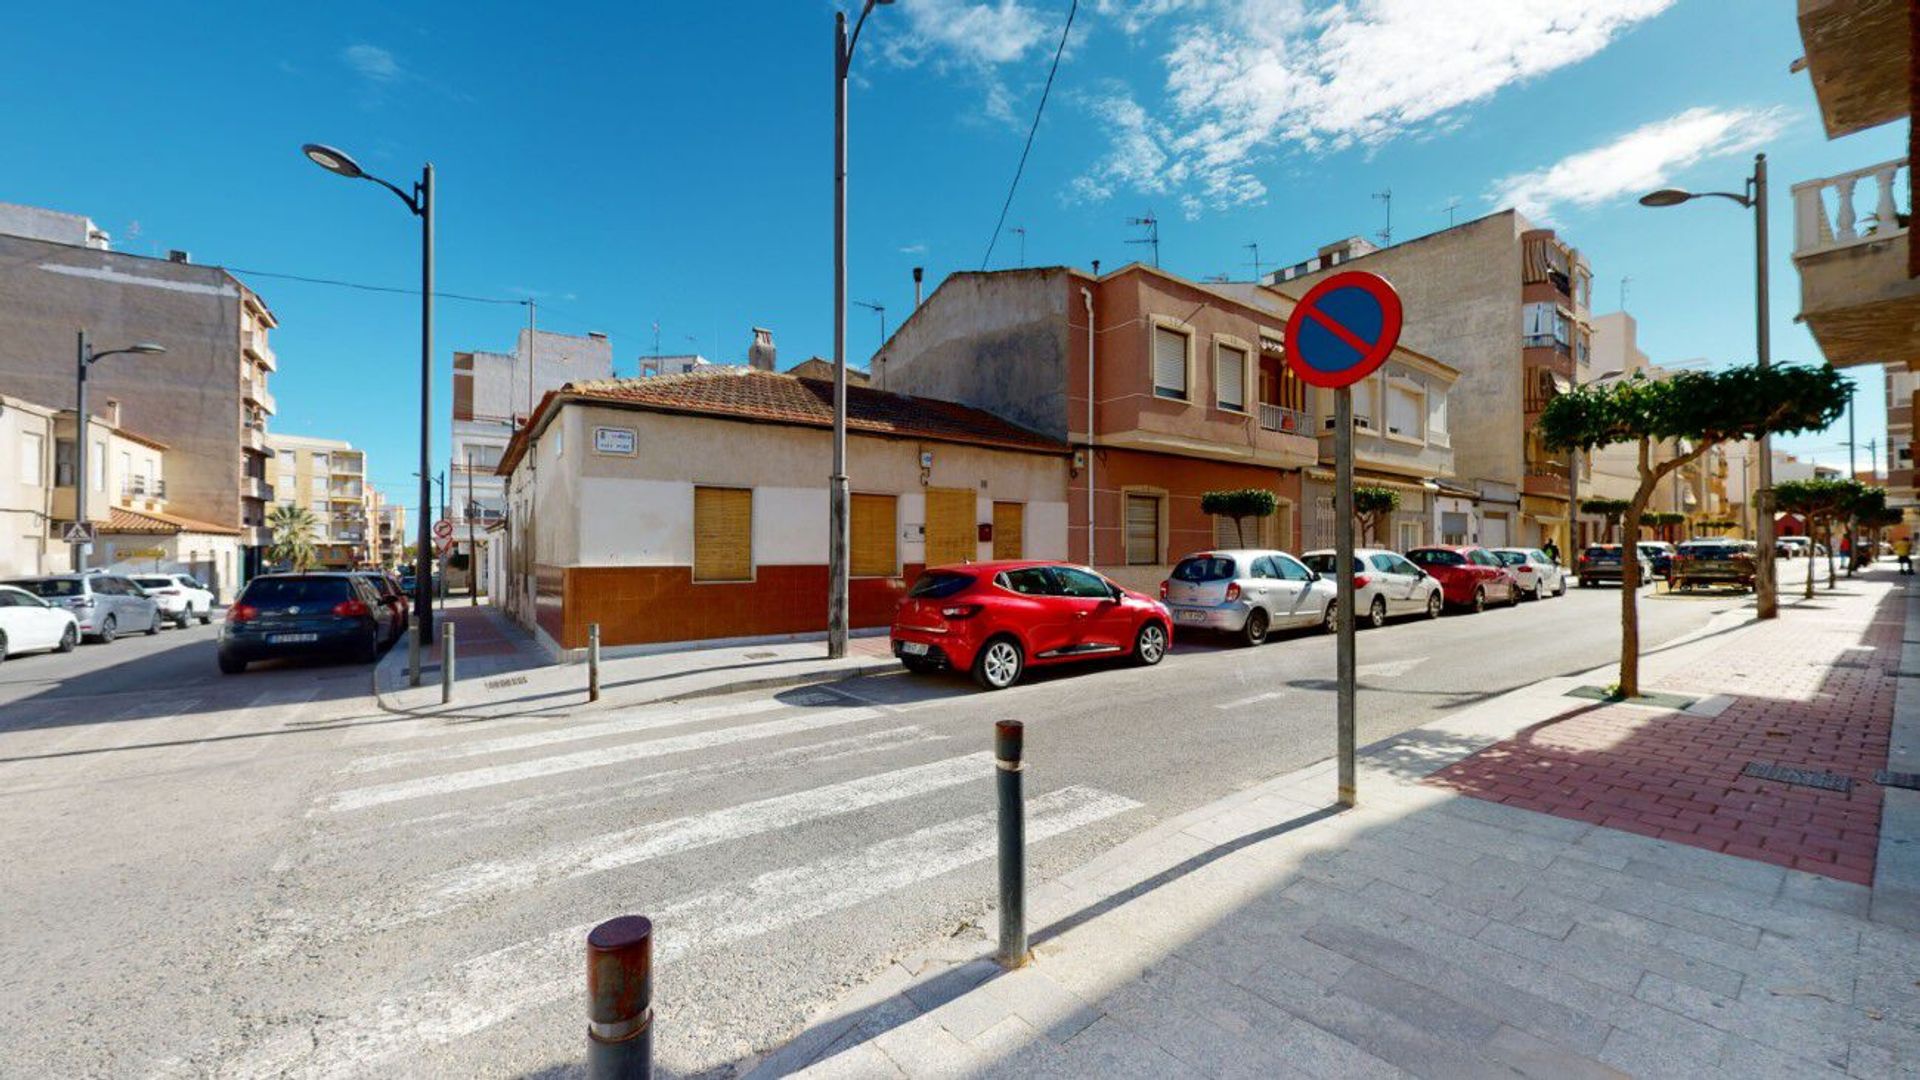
left=1430, top=580, right=1903, bottom=885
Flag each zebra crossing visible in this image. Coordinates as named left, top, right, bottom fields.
left=206, top=683, right=1143, bottom=1077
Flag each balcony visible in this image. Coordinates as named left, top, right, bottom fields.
left=1792, top=155, right=1920, bottom=369
left=244, top=330, right=277, bottom=372
left=329, top=483, right=365, bottom=501
left=120, top=476, right=166, bottom=502
left=1523, top=463, right=1570, bottom=498
left=243, top=424, right=270, bottom=455
left=241, top=476, right=273, bottom=502
left=1797, top=0, right=1908, bottom=139
left=331, top=454, right=365, bottom=477
left=242, top=377, right=276, bottom=416
left=1318, top=425, right=1455, bottom=481
left=1257, top=402, right=1310, bottom=435
left=243, top=525, right=274, bottom=547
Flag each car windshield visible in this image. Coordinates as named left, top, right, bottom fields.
left=1172, top=557, right=1236, bottom=582
left=134, top=577, right=174, bottom=589
left=907, top=571, right=973, bottom=599
left=1493, top=551, right=1528, bottom=566
left=1407, top=549, right=1464, bottom=567
left=7, top=578, right=80, bottom=597
left=242, top=577, right=353, bottom=606
left=1301, top=554, right=1362, bottom=576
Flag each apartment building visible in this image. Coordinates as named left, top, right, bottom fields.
left=375, top=498, right=408, bottom=568
left=265, top=434, right=375, bottom=569
left=495, top=369, right=1068, bottom=655
left=451, top=328, right=614, bottom=592
left=872, top=265, right=1455, bottom=592
left=1585, top=313, right=1721, bottom=535
left=0, top=203, right=281, bottom=578
left=1274, top=212, right=1593, bottom=551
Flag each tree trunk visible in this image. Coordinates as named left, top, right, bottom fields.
left=1806, top=516, right=1818, bottom=598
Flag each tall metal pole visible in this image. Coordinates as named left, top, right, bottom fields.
left=72, top=331, right=90, bottom=572
left=1334, top=386, right=1356, bottom=807
left=1753, top=153, right=1779, bottom=619
left=467, top=449, right=478, bottom=605
left=828, top=10, right=851, bottom=659
left=417, top=164, right=437, bottom=639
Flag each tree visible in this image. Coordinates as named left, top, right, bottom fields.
left=1580, top=497, right=1630, bottom=542
left=1644, top=511, right=1687, bottom=541
left=1199, top=489, right=1277, bottom=547
left=1774, top=478, right=1862, bottom=594
left=1541, top=364, right=1848, bottom=697
left=268, top=503, right=319, bottom=572
left=1352, top=486, right=1401, bottom=546
left=1842, top=484, right=1889, bottom=576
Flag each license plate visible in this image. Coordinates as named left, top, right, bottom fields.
left=899, top=641, right=929, bottom=656
left=269, top=633, right=318, bottom=644
left=1177, top=610, right=1208, bottom=624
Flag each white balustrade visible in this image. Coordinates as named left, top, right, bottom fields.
left=1793, top=156, right=1909, bottom=257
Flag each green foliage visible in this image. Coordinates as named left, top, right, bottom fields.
left=1773, top=477, right=1862, bottom=518
left=1353, top=486, right=1401, bottom=517
left=1579, top=497, right=1630, bottom=520
left=1200, top=488, right=1277, bottom=546
left=1845, top=485, right=1889, bottom=523
left=267, top=503, right=319, bottom=572
left=1643, top=511, right=1686, bottom=526
left=1540, top=365, right=1851, bottom=454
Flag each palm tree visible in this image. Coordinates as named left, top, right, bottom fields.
left=268, top=503, right=319, bottom=572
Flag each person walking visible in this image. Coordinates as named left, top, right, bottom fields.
left=1542, top=538, right=1561, bottom=565
left=1897, top=537, right=1912, bottom=576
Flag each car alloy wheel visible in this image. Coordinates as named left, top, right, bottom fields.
left=1322, top=602, right=1338, bottom=633
left=1472, top=588, right=1486, bottom=614
left=1426, top=591, right=1443, bottom=619
left=148, top=611, right=162, bottom=635
left=57, top=624, right=77, bottom=652
left=1134, top=622, right=1167, bottom=665
left=1243, top=609, right=1269, bottom=647
left=974, top=638, right=1024, bottom=690
left=1367, top=596, right=1387, bottom=629
left=1507, top=582, right=1521, bottom=607
left=98, top=616, right=116, bottom=643
left=0, top=632, right=7, bottom=665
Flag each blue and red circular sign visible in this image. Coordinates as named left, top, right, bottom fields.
left=1282, top=271, right=1404, bottom=389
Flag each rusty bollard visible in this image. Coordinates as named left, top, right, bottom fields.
left=587, top=915, right=654, bottom=1079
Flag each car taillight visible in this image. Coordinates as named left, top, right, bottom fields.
left=334, top=599, right=370, bottom=617
left=1159, top=581, right=1169, bottom=600
left=940, top=604, right=981, bottom=619
left=227, top=604, right=258, bottom=624
left=1352, top=574, right=1371, bottom=590
left=1224, top=582, right=1241, bottom=601
left=1579, top=554, right=1590, bottom=564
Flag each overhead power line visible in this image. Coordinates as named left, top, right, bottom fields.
left=220, top=265, right=529, bottom=306
left=980, top=0, right=1078, bottom=270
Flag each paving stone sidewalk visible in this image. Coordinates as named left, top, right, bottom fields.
left=764, top=572, right=1919, bottom=1079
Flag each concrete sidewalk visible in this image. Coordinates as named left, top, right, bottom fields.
left=372, top=604, right=898, bottom=718
left=761, top=570, right=1919, bottom=1078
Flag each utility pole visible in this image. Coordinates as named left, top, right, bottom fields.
left=525, top=300, right=537, bottom=422
left=1126, top=212, right=1159, bottom=268
left=466, top=449, right=478, bottom=605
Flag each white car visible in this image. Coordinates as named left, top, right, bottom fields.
left=0, top=584, right=80, bottom=660
left=1491, top=547, right=1568, bottom=599
left=1301, top=548, right=1445, bottom=626
left=1161, top=549, right=1339, bottom=644
left=132, top=573, right=216, bottom=628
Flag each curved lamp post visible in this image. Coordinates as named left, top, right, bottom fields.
left=302, top=142, right=437, bottom=638
left=1639, top=153, right=1777, bottom=619
left=72, top=337, right=165, bottom=570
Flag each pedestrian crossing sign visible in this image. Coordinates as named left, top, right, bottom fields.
left=62, top=521, right=96, bottom=544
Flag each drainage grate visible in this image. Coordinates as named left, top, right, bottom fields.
left=484, top=675, right=529, bottom=690
left=1875, top=770, right=1920, bottom=791
left=1742, top=761, right=1854, bottom=793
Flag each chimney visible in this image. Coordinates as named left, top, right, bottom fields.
left=167, top=249, right=190, bottom=263
left=913, top=266, right=924, bottom=309
left=104, top=398, right=123, bottom=428
left=748, top=327, right=777, bottom=371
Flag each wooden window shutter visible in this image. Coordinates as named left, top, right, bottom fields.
left=1153, top=326, right=1188, bottom=398
left=992, top=501, right=1024, bottom=560
left=1216, top=344, right=1246, bottom=409
left=924, top=487, right=976, bottom=566
left=693, top=486, right=752, bottom=581
left=1125, top=495, right=1160, bottom=565
left=850, top=493, right=898, bottom=577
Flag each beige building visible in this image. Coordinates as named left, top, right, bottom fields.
left=264, top=434, right=375, bottom=569
left=495, top=368, right=1069, bottom=656
left=1585, top=313, right=1721, bottom=536
left=374, top=495, right=408, bottom=568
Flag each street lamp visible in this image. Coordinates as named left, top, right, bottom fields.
left=303, top=141, right=438, bottom=639
left=71, top=334, right=165, bottom=571
left=829, top=0, right=894, bottom=659
left=1638, top=152, right=1778, bottom=618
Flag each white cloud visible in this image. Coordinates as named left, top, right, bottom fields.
left=879, top=0, right=1057, bottom=129
left=1488, top=106, right=1788, bottom=223
left=341, top=43, right=403, bottom=83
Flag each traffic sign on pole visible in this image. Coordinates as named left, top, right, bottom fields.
left=1283, top=270, right=1404, bottom=808
left=62, top=521, right=96, bottom=544
left=433, top=518, right=454, bottom=540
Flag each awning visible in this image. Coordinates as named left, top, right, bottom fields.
left=1304, top=468, right=1433, bottom=492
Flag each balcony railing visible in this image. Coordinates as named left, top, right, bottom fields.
left=241, top=476, right=273, bottom=502
left=120, top=477, right=166, bottom=500
left=1793, top=156, right=1909, bottom=258
left=242, top=378, right=276, bottom=415
left=244, top=330, right=277, bottom=372
left=1257, top=402, right=1310, bottom=434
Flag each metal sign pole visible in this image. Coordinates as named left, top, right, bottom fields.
left=1334, top=385, right=1357, bottom=807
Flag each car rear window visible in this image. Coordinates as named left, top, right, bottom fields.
left=1493, top=551, right=1527, bottom=566
left=1172, top=557, right=1236, bottom=582
left=1679, top=544, right=1745, bottom=558
left=134, top=577, right=174, bottom=589
left=1301, top=554, right=1362, bottom=575
left=242, top=577, right=353, bottom=606
left=7, top=578, right=81, bottom=597
left=907, top=571, right=973, bottom=599
left=1585, top=546, right=1620, bottom=559
left=1407, top=549, right=1464, bottom=567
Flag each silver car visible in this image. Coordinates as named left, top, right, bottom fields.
left=1161, top=549, right=1338, bottom=645
left=3, top=573, right=161, bottom=642
left=1301, top=548, right=1446, bottom=626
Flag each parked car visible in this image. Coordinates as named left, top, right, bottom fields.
left=1576, top=544, right=1653, bottom=588
left=0, top=584, right=80, bottom=660
left=1638, top=541, right=1677, bottom=579
left=218, top=573, right=389, bottom=674
left=1404, top=545, right=1519, bottom=612
left=1491, top=548, right=1567, bottom=600
left=1671, top=539, right=1758, bottom=592
left=2, top=573, right=160, bottom=641
left=891, top=561, right=1171, bottom=690
left=351, top=570, right=410, bottom=645
left=1301, top=548, right=1446, bottom=626
left=1161, top=549, right=1338, bottom=645
left=132, top=573, right=216, bottom=628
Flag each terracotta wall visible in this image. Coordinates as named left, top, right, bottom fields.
left=1066, top=446, right=1303, bottom=567
left=542, top=562, right=925, bottom=649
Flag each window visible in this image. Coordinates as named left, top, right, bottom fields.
left=1428, top=392, right=1449, bottom=441
left=1215, top=341, right=1247, bottom=411
left=19, top=432, right=42, bottom=485
left=1125, top=494, right=1161, bottom=565
left=850, top=493, right=898, bottom=578
left=1523, top=302, right=1556, bottom=347
left=909, top=570, right=974, bottom=598
left=119, top=451, right=131, bottom=488
left=1397, top=522, right=1422, bottom=553
left=1385, top=381, right=1423, bottom=439
left=923, top=488, right=976, bottom=566
left=92, top=442, right=105, bottom=492
left=1369, top=554, right=1398, bottom=573
left=1053, top=567, right=1115, bottom=598
left=311, top=453, right=329, bottom=472
left=1172, top=556, right=1236, bottom=582
left=1152, top=325, right=1189, bottom=400
left=998, top=567, right=1052, bottom=595
left=1276, top=555, right=1315, bottom=582
left=992, top=501, right=1023, bottom=560
left=55, top=439, right=73, bottom=487
left=1249, top=556, right=1279, bottom=579
left=1351, top=375, right=1374, bottom=427
left=692, top=486, right=752, bottom=581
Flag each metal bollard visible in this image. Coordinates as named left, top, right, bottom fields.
left=588, top=623, right=601, bottom=703
left=587, top=915, right=654, bottom=1080
left=996, top=719, right=1028, bottom=968
left=441, top=622, right=456, bottom=705
left=408, top=620, right=422, bottom=688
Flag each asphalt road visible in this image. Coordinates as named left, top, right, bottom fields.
left=0, top=580, right=1763, bottom=1077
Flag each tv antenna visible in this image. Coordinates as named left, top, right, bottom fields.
left=1443, top=197, right=1462, bottom=228
left=1372, top=188, right=1393, bottom=246
left=1243, top=241, right=1263, bottom=282
left=852, top=299, right=887, bottom=347
left=1620, top=275, right=1631, bottom=310
left=1127, top=212, right=1160, bottom=268
left=650, top=321, right=661, bottom=357
left=1007, top=225, right=1027, bottom=268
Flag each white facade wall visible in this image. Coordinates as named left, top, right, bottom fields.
left=0, top=397, right=57, bottom=577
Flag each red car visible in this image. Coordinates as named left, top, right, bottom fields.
left=1405, top=545, right=1520, bottom=612
left=891, top=561, right=1172, bottom=690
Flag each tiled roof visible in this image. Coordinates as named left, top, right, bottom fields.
left=104, top=506, right=244, bottom=536
left=512, top=368, right=1064, bottom=467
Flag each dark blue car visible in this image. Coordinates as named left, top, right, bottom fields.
left=218, top=573, right=390, bottom=674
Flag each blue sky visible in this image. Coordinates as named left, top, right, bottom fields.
left=1, top=0, right=1900, bottom=504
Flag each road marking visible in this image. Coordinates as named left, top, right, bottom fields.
left=218, top=785, right=1137, bottom=1078
left=1356, top=656, right=1427, bottom=679
left=1217, top=690, right=1286, bottom=710
left=342, top=697, right=788, bottom=773
left=318, top=706, right=885, bottom=813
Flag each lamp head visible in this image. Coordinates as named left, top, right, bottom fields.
left=128, top=343, right=166, bottom=355
left=1638, top=189, right=1694, bottom=208
left=302, top=143, right=365, bottom=180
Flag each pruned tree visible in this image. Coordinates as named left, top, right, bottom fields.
left=1842, top=483, right=1889, bottom=577
left=1580, top=497, right=1630, bottom=542
left=1200, top=488, right=1277, bottom=547
left=1352, top=486, right=1401, bottom=546
left=268, top=503, right=319, bottom=573
left=1775, top=478, right=1862, bottom=594
left=1541, top=364, right=1848, bottom=697
left=1644, top=510, right=1687, bottom=541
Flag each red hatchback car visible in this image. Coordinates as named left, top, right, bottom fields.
left=891, top=561, right=1173, bottom=690
left=1405, top=545, right=1520, bottom=612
